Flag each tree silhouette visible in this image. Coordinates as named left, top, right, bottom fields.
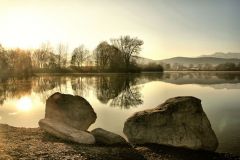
left=56, top=43, right=68, bottom=68
left=111, top=35, right=143, bottom=70
left=71, top=45, right=89, bottom=67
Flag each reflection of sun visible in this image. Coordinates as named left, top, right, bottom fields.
left=16, top=97, right=33, bottom=112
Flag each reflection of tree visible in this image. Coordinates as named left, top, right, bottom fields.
left=32, top=76, right=69, bottom=102
left=110, top=85, right=143, bottom=109
left=216, top=73, right=240, bottom=81
left=0, top=78, right=7, bottom=105
left=1, top=77, right=32, bottom=98
left=0, top=77, right=32, bottom=105
left=96, top=76, right=124, bottom=104
left=0, top=87, right=6, bottom=105
left=71, top=76, right=93, bottom=97
left=95, top=75, right=143, bottom=109
left=32, top=76, right=59, bottom=93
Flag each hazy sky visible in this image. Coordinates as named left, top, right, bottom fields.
left=0, top=0, right=239, bottom=59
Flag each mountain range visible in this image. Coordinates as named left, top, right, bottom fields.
left=134, top=52, right=240, bottom=66
left=200, top=52, right=240, bottom=59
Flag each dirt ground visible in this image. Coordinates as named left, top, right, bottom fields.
left=0, top=124, right=239, bottom=160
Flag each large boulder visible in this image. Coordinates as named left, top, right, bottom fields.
left=91, top=128, right=127, bottom=145
left=44, top=92, right=97, bottom=131
left=39, top=118, right=95, bottom=144
left=39, top=92, right=97, bottom=144
left=123, top=96, right=218, bottom=151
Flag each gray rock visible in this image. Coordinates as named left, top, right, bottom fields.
left=91, top=128, right=127, bottom=145
left=39, top=118, right=95, bottom=144
left=45, top=92, right=97, bottom=131
left=123, top=96, right=218, bottom=151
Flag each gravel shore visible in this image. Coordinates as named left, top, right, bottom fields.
left=0, top=124, right=239, bottom=160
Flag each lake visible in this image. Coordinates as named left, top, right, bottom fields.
left=0, top=72, right=240, bottom=155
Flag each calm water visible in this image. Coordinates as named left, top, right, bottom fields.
left=0, top=72, right=240, bottom=155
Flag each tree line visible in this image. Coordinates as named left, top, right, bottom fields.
left=1, top=35, right=159, bottom=76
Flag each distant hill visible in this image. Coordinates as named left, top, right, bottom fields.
left=158, top=57, right=240, bottom=66
left=132, top=56, right=155, bottom=65
left=133, top=56, right=240, bottom=67
left=200, top=52, right=240, bottom=59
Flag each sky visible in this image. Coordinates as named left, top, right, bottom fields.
left=0, top=0, right=239, bottom=60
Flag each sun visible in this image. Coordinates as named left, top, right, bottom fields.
left=16, top=97, right=33, bottom=112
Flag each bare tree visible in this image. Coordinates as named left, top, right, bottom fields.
left=56, top=43, right=68, bottom=68
left=32, top=42, right=54, bottom=68
left=6, top=48, right=32, bottom=75
left=71, top=45, right=89, bottom=67
left=0, top=44, right=8, bottom=74
left=111, top=35, right=143, bottom=70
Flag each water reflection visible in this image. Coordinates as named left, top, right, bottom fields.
left=71, top=77, right=92, bottom=97
left=161, top=72, right=240, bottom=86
left=0, top=77, right=32, bottom=104
left=0, top=75, right=145, bottom=109
left=16, top=97, right=33, bottom=112
left=95, top=75, right=143, bottom=109
left=1, top=72, right=240, bottom=108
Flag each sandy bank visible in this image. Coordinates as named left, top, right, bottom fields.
left=0, top=124, right=239, bottom=160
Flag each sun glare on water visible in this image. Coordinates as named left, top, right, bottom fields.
left=16, top=97, right=33, bottom=112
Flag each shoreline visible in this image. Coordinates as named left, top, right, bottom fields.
left=1, top=71, right=240, bottom=79
left=0, top=124, right=239, bottom=160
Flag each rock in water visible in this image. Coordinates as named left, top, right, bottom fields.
left=123, top=96, right=218, bottom=151
left=91, top=128, right=127, bottom=145
left=45, top=92, right=97, bottom=131
left=39, top=118, right=95, bottom=144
